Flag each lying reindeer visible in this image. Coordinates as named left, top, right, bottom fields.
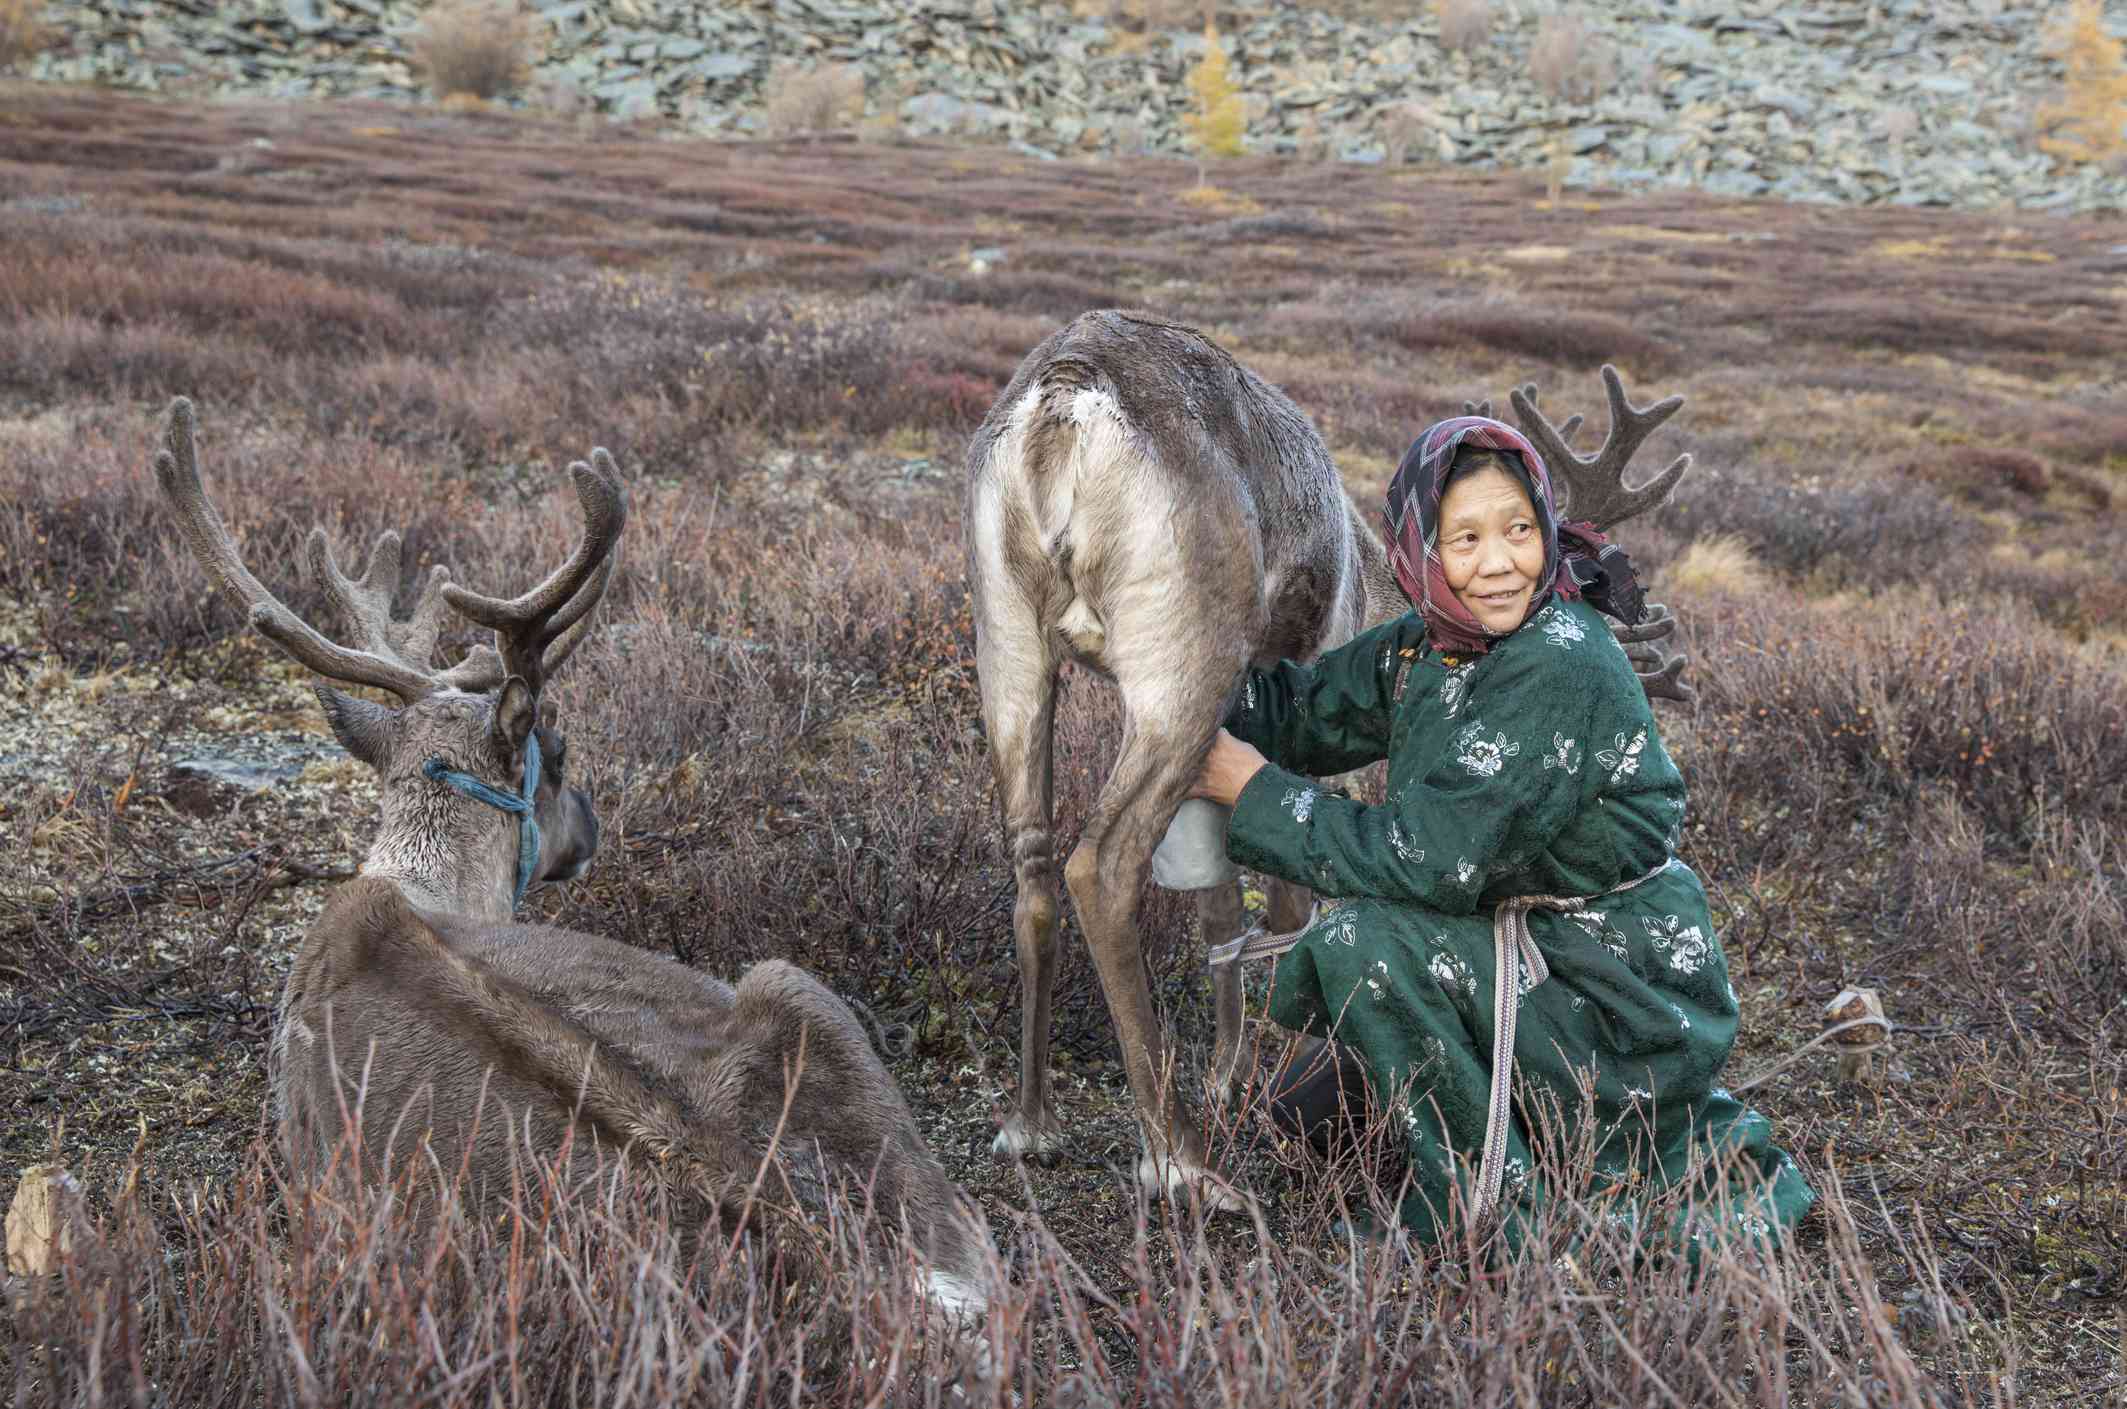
left=153, top=399, right=991, bottom=1321
left=966, top=309, right=1692, bottom=1198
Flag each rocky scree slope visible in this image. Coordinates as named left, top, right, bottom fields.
left=23, top=0, right=2127, bottom=210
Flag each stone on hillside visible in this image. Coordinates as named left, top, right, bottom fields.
left=691, top=53, right=756, bottom=82
left=607, top=78, right=660, bottom=120
left=6, top=1166, right=80, bottom=1278
left=901, top=91, right=1013, bottom=134
left=1701, top=169, right=1770, bottom=197
left=169, top=754, right=305, bottom=792
left=284, top=0, right=331, bottom=36
left=21, top=0, right=2127, bottom=214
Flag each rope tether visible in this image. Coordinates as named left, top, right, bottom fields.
left=422, top=732, right=543, bottom=910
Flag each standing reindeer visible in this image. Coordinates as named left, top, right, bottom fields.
left=965, top=309, right=1691, bottom=1196
left=154, top=399, right=992, bottom=1320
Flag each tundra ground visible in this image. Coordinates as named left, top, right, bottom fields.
left=1, top=88, right=2123, bottom=1405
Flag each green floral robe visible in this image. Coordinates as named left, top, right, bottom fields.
left=1225, top=595, right=1814, bottom=1255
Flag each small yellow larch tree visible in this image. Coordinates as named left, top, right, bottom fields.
left=1182, top=20, right=1246, bottom=186
left=2037, top=0, right=2127, bottom=166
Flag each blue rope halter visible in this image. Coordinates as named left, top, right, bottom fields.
left=421, top=732, right=543, bottom=911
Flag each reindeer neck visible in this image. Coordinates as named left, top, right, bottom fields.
left=360, top=793, right=523, bottom=923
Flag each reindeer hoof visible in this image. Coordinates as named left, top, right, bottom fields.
left=1135, top=1152, right=1248, bottom=1217
left=992, top=1114, right=1065, bottom=1165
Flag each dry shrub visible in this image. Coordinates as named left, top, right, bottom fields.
left=0, top=408, right=493, bottom=664
left=1909, top=443, right=2052, bottom=509
left=0, top=0, right=44, bottom=70
left=1434, top=0, right=1495, bottom=53
left=8, top=1093, right=2018, bottom=1409
left=1884, top=787, right=2127, bottom=1031
left=522, top=67, right=590, bottom=119
left=1652, top=461, right=1982, bottom=591
left=1680, top=584, right=2127, bottom=851
left=760, top=61, right=868, bottom=139
left=1904, top=442, right=2118, bottom=516
left=1879, top=105, right=1921, bottom=147
left=1263, top=289, right=1674, bottom=377
left=1391, top=298, right=1675, bottom=373
left=1379, top=102, right=1437, bottom=166
left=1529, top=10, right=1618, bottom=104
left=410, top=0, right=538, bottom=102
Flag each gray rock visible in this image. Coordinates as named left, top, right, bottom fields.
left=1646, top=131, right=1697, bottom=164
left=169, top=754, right=309, bottom=792
left=1753, top=86, right=1813, bottom=122
left=692, top=53, right=755, bottom=82
left=901, top=91, right=1013, bottom=133
left=283, top=0, right=330, bottom=36
left=1702, top=168, right=1771, bottom=197
left=601, top=77, right=660, bottom=119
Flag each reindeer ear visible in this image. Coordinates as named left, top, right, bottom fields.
left=316, top=685, right=398, bottom=769
left=491, top=678, right=538, bottom=761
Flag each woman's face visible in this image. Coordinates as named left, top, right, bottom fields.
left=1438, top=465, right=1545, bottom=634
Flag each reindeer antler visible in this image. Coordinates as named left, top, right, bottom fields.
left=154, top=398, right=493, bottom=704
left=154, top=398, right=624, bottom=703
left=1506, top=365, right=1691, bottom=530
left=1463, top=393, right=1585, bottom=448
left=1609, top=604, right=1695, bottom=705
left=441, top=450, right=626, bottom=694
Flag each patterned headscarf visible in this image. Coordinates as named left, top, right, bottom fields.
left=1382, top=416, right=1582, bottom=657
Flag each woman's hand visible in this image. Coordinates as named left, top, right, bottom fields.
left=1190, top=729, right=1268, bottom=808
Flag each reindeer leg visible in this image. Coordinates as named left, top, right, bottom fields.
left=1066, top=671, right=1246, bottom=1208
left=1198, top=880, right=1247, bottom=1106
left=978, top=616, right=1065, bottom=1164
left=1265, top=877, right=1315, bottom=935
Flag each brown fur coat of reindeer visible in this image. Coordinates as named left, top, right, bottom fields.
left=153, top=399, right=992, bottom=1321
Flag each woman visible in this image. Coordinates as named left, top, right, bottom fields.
left=1192, top=415, right=1814, bottom=1256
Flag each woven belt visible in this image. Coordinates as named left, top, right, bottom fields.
left=1206, top=901, right=1320, bottom=969
left=1473, top=861, right=1667, bottom=1221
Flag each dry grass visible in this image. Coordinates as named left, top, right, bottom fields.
left=1434, top=0, right=1495, bottom=54
left=1660, top=533, right=1771, bottom=599
left=1528, top=10, right=1617, bottom=105
left=409, top=0, right=538, bottom=102
left=1380, top=101, right=1437, bottom=166
left=759, top=61, right=868, bottom=139
left=0, top=88, right=2123, bottom=1405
